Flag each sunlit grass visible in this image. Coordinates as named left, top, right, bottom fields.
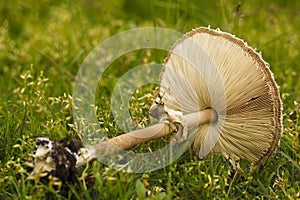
left=0, top=0, right=299, bottom=199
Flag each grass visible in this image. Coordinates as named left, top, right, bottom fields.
left=0, top=0, right=299, bottom=199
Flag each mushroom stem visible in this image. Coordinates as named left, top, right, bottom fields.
left=107, top=108, right=216, bottom=148
left=78, top=108, right=216, bottom=166
left=109, top=123, right=175, bottom=150
left=183, top=108, right=218, bottom=128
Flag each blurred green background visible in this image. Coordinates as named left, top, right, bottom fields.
left=0, top=0, right=299, bottom=199
left=1, top=0, right=300, bottom=96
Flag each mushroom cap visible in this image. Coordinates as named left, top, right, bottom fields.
left=154, top=27, right=283, bottom=165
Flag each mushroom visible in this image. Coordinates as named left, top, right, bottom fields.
left=32, top=27, right=282, bottom=184
left=153, top=27, right=283, bottom=166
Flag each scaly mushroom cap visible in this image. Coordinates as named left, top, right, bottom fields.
left=155, top=27, right=283, bottom=165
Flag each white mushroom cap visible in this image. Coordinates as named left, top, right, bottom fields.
left=155, top=27, right=283, bottom=165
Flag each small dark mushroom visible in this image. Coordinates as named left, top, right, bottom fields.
left=32, top=137, right=84, bottom=189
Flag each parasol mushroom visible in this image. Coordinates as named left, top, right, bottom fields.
left=153, top=27, right=283, bottom=166
left=31, top=27, right=282, bottom=185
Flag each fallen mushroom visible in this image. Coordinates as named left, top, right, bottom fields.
left=31, top=27, right=282, bottom=186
